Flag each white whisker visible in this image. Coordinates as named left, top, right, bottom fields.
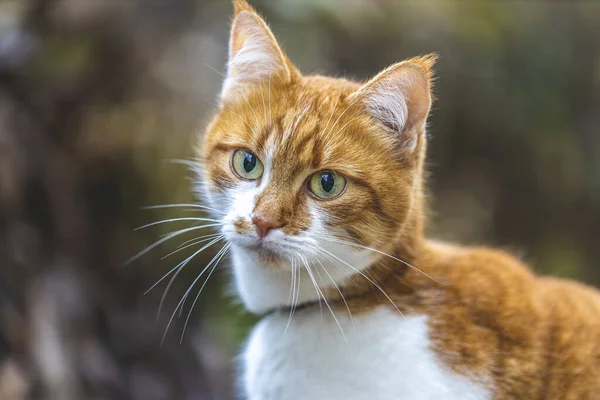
left=176, top=233, right=223, bottom=249
left=162, top=234, right=224, bottom=260
left=328, top=115, right=362, bottom=140
left=316, top=247, right=404, bottom=317
left=300, top=255, right=322, bottom=316
left=180, top=244, right=231, bottom=343
left=286, top=259, right=295, bottom=310
left=302, top=256, right=347, bottom=342
left=321, top=96, right=340, bottom=139
left=177, top=242, right=229, bottom=316
left=155, top=236, right=225, bottom=320
left=257, top=70, right=268, bottom=123
left=300, top=256, right=321, bottom=316
left=141, top=203, right=226, bottom=215
left=135, top=218, right=224, bottom=231
left=241, top=89, right=261, bottom=129
left=268, top=65, right=272, bottom=124
left=201, top=98, right=254, bottom=131
left=202, top=62, right=226, bottom=78
left=160, top=241, right=228, bottom=345
left=285, top=258, right=300, bottom=333
left=314, top=256, right=354, bottom=328
left=322, top=97, right=357, bottom=141
left=126, top=225, right=222, bottom=266
left=317, top=235, right=439, bottom=284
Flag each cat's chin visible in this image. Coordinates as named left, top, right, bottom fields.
left=226, top=236, right=288, bottom=268
left=244, top=243, right=286, bottom=266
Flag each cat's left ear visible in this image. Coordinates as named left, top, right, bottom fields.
left=221, top=1, right=299, bottom=104
left=352, top=55, right=436, bottom=153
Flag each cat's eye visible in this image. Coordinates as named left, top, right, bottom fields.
left=307, top=171, right=347, bottom=200
left=231, top=150, right=264, bottom=180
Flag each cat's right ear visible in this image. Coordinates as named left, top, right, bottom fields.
left=352, top=55, right=436, bottom=154
left=221, top=1, right=299, bottom=104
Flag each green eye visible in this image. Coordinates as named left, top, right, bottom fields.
left=308, top=171, right=347, bottom=200
left=231, top=150, right=264, bottom=180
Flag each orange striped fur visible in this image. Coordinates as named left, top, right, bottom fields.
left=199, top=1, right=600, bottom=398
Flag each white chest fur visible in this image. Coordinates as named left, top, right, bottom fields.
left=242, top=306, right=491, bottom=400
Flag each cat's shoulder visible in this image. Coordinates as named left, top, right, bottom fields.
left=424, top=240, right=600, bottom=306
left=421, top=240, right=537, bottom=294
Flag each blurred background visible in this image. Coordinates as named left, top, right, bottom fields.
left=0, top=0, right=599, bottom=398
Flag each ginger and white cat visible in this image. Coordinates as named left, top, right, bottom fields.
left=198, top=1, right=600, bottom=399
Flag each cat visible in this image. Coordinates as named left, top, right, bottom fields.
left=198, top=1, right=600, bottom=399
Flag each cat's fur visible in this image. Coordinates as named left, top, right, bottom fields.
left=199, top=1, right=600, bottom=399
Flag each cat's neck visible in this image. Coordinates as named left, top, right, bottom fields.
left=230, top=218, right=430, bottom=315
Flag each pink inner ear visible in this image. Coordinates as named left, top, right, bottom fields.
left=222, top=10, right=296, bottom=104
left=355, top=62, right=433, bottom=151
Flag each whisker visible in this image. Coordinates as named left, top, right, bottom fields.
left=312, top=263, right=325, bottom=317
left=300, top=256, right=322, bottom=316
left=328, top=116, right=362, bottom=140
left=180, top=244, right=231, bottom=343
left=268, top=65, right=272, bottom=124
left=322, top=97, right=357, bottom=141
left=126, top=225, right=222, bottom=266
left=321, top=96, right=340, bottom=139
left=135, top=218, right=224, bottom=231
left=302, top=256, right=347, bottom=342
left=224, top=108, right=254, bottom=131
left=314, top=256, right=354, bottom=327
left=160, top=242, right=228, bottom=345
left=257, top=71, right=268, bottom=123
left=311, top=259, right=326, bottom=287
left=141, top=204, right=227, bottom=215
left=201, top=98, right=254, bottom=132
left=293, top=259, right=301, bottom=318
left=176, top=233, right=223, bottom=249
left=315, top=247, right=404, bottom=317
left=285, top=258, right=300, bottom=333
left=310, top=244, right=359, bottom=287
left=144, top=238, right=220, bottom=298
left=240, top=88, right=261, bottom=129
left=163, top=158, right=202, bottom=168
left=177, top=242, right=228, bottom=316
left=286, top=258, right=295, bottom=310
left=162, top=234, right=224, bottom=260
left=317, top=235, right=439, bottom=284
left=202, top=62, right=225, bottom=78
left=155, top=236, right=225, bottom=320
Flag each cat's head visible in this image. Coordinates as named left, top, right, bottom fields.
left=199, top=0, right=434, bottom=312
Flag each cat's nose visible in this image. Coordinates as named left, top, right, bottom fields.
left=251, top=215, right=284, bottom=238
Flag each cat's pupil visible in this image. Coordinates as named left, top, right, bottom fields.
left=243, top=152, right=256, bottom=172
left=321, top=173, right=335, bottom=192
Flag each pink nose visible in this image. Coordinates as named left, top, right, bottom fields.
left=251, top=215, right=284, bottom=238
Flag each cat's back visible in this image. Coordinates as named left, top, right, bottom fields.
left=419, top=242, right=600, bottom=399
left=534, top=276, right=600, bottom=398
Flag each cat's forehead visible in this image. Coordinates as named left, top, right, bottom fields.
left=258, top=90, right=371, bottom=158
left=210, top=77, right=394, bottom=181
left=262, top=103, right=364, bottom=173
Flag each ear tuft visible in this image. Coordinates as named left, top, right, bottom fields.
left=233, top=0, right=254, bottom=16
left=221, top=4, right=298, bottom=104
left=408, top=53, right=437, bottom=82
left=353, top=55, right=436, bottom=152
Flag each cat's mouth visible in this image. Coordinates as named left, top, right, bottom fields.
left=227, top=233, right=288, bottom=262
left=246, top=241, right=285, bottom=263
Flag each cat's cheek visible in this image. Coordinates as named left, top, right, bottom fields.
left=220, top=183, right=261, bottom=237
